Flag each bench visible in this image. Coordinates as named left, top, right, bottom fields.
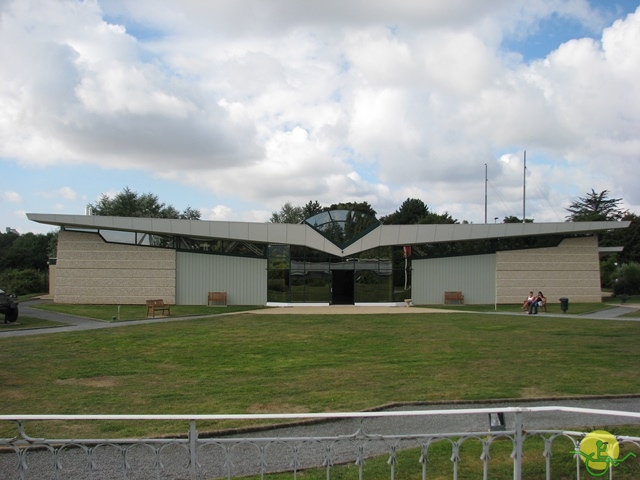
left=444, top=291, right=464, bottom=305
left=522, top=298, right=547, bottom=313
left=531, top=300, right=547, bottom=313
left=146, top=299, right=171, bottom=317
left=208, top=292, right=227, bottom=306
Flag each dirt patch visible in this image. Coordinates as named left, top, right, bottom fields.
left=251, top=306, right=451, bottom=315
left=247, top=403, right=311, bottom=414
left=56, top=376, right=121, bottom=388
left=2, top=390, right=27, bottom=401
left=520, top=386, right=552, bottom=398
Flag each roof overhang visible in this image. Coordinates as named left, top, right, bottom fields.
left=27, top=213, right=630, bottom=258
left=599, top=246, right=624, bottom=258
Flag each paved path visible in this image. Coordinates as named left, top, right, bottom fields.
left=579, top=305, right=640, bottom=318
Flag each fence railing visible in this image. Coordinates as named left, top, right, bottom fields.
left=1, top=406, right=640, bottom=480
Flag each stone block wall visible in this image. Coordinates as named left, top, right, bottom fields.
left=496, top=236, right=601, bottom=304
left=54, top=230, right=176, bottom=304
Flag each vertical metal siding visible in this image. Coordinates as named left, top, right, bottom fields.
left=176, top=252, right=267, bottom=305
left=412, top=254, right=496, bottom=305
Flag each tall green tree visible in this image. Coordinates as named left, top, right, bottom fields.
left=328, top=201, right=377, bottom=217
left=88, top=187, right=201, bottom=219
left=0, top=232, right=53, bottom=270
left=380, top=198, right=428, bottom=225
left=565, top=189, right=627, bottom=221
left=609, top=212, right=640, bottom=265
left=270, top=202, right=305, bottom=223
left=566, top=190, right=635, bottom=288
left=302, top=200, right=324, bottom=219
left=0, top=231, right=19, bottom=268
left=381, top=198, right=457, bottom=225
left=612, top=262, right=640, bottom=296
left=503, top=216, right=533, bottom=223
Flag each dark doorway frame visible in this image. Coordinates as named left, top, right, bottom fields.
left=332, top=270, right=355, bottom=305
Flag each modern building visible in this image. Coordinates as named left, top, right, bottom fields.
left=27, top=212, right=629, bottom=306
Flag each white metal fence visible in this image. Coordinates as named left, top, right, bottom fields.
left=1, top=406, right=640, bottom=480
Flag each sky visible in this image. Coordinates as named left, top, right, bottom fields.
left=1, top=0, right=639, bottom=234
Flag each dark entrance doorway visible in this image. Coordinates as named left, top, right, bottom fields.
left=332, top=270, right=354, bottom=305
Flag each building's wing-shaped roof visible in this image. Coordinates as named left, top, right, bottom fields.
left=27, top=213, right=629, bottom=258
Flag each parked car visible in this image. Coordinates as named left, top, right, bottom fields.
left=0, top=288, right=19, bottom=323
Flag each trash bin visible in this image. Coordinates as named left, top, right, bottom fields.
left=559, top=297, right=569, bottom=313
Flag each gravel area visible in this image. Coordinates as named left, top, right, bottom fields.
left=2, top=397, right=640, bottom=479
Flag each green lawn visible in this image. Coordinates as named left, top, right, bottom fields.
left=421, top=301, right=621, bottom=315
left=1, top=311, right=639, bottom=439
left=31, top=302, right=265, bottom=321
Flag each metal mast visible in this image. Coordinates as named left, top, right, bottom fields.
left=484, top=163, right=488, bottom=224
left=522, top=150, right=526, bottom=223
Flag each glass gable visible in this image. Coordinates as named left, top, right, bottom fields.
left=304, top=210, right=380, bottom=249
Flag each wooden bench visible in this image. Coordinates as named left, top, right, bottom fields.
left=531, top=300, right=547, bottom=312
left=444, top=291, right=464, bottom=305
left=522, top=298, right=547, bottom=313
left=208, top=292, right=227, bottom=306
left=146, top=299, right=171, bottom=317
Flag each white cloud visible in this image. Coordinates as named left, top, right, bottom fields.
left=2, top=0, right=640, bottom=234
left=34, top=187, right=78, bottom=201
left=3, top=191, right=22, bottom=203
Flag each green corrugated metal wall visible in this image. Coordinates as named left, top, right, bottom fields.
left=412, top=254, right=496, bottom=305
left=176, top=252, right=267, bottom=305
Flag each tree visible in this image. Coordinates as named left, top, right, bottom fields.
left=613, top=213, right=640, bottom=264
left=420, top=211, right=457, bottom=225
left=0, top=230, right=19, bottom=269
left=380, top=198, right=429, bottom=225
left=381, top=198, right=457, bottom=225
left=302, top=200, right=324, bottom=219
left=0, top=232, right=53, bottom=270
left=503, top=216, right=533, bottom=223
left=88, top=187, right=201, bottom=219
left=565, top=189, right=627, bottom=222
left=327, top=201, right=377, bottom=217
left=270, top=202, right=305, bottom=223
left=612, top=262, right=640, bottom=296
left=0, top=231, right=53, bottom=295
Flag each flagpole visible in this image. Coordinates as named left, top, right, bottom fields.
left=522, top=150, right=526, bottom=223
left=484, top=163, right=488, bottom=224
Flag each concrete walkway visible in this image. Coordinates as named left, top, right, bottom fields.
left=579, top=304, right=640, bottom=318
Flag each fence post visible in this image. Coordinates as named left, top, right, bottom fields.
left=189, top=420, right=198, bottom=480
left=513, top=410, right=523, bottom=480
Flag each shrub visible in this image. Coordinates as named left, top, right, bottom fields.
left=0, top=268, right=47, bottom=296
left=600, top=256, right=617, bottom=288
left=612, top=262, right=640, bottom=296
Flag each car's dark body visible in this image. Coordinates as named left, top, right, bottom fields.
left=0, top=288, right=19, bottom=323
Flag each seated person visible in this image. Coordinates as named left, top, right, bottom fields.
left=522, top=291, right=535, bottom=310
left=529, top=291, right=546, bottom=314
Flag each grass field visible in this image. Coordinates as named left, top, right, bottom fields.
left=31, top=302, right=264, bottom=321
left=2, top=310, right=640, bottom=439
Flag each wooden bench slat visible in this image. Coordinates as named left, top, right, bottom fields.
left=146, top=299, right=171, bottom=317
left=208, top=292, right=227, bottom=306
left=444, top=291, right=464, bottom=305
